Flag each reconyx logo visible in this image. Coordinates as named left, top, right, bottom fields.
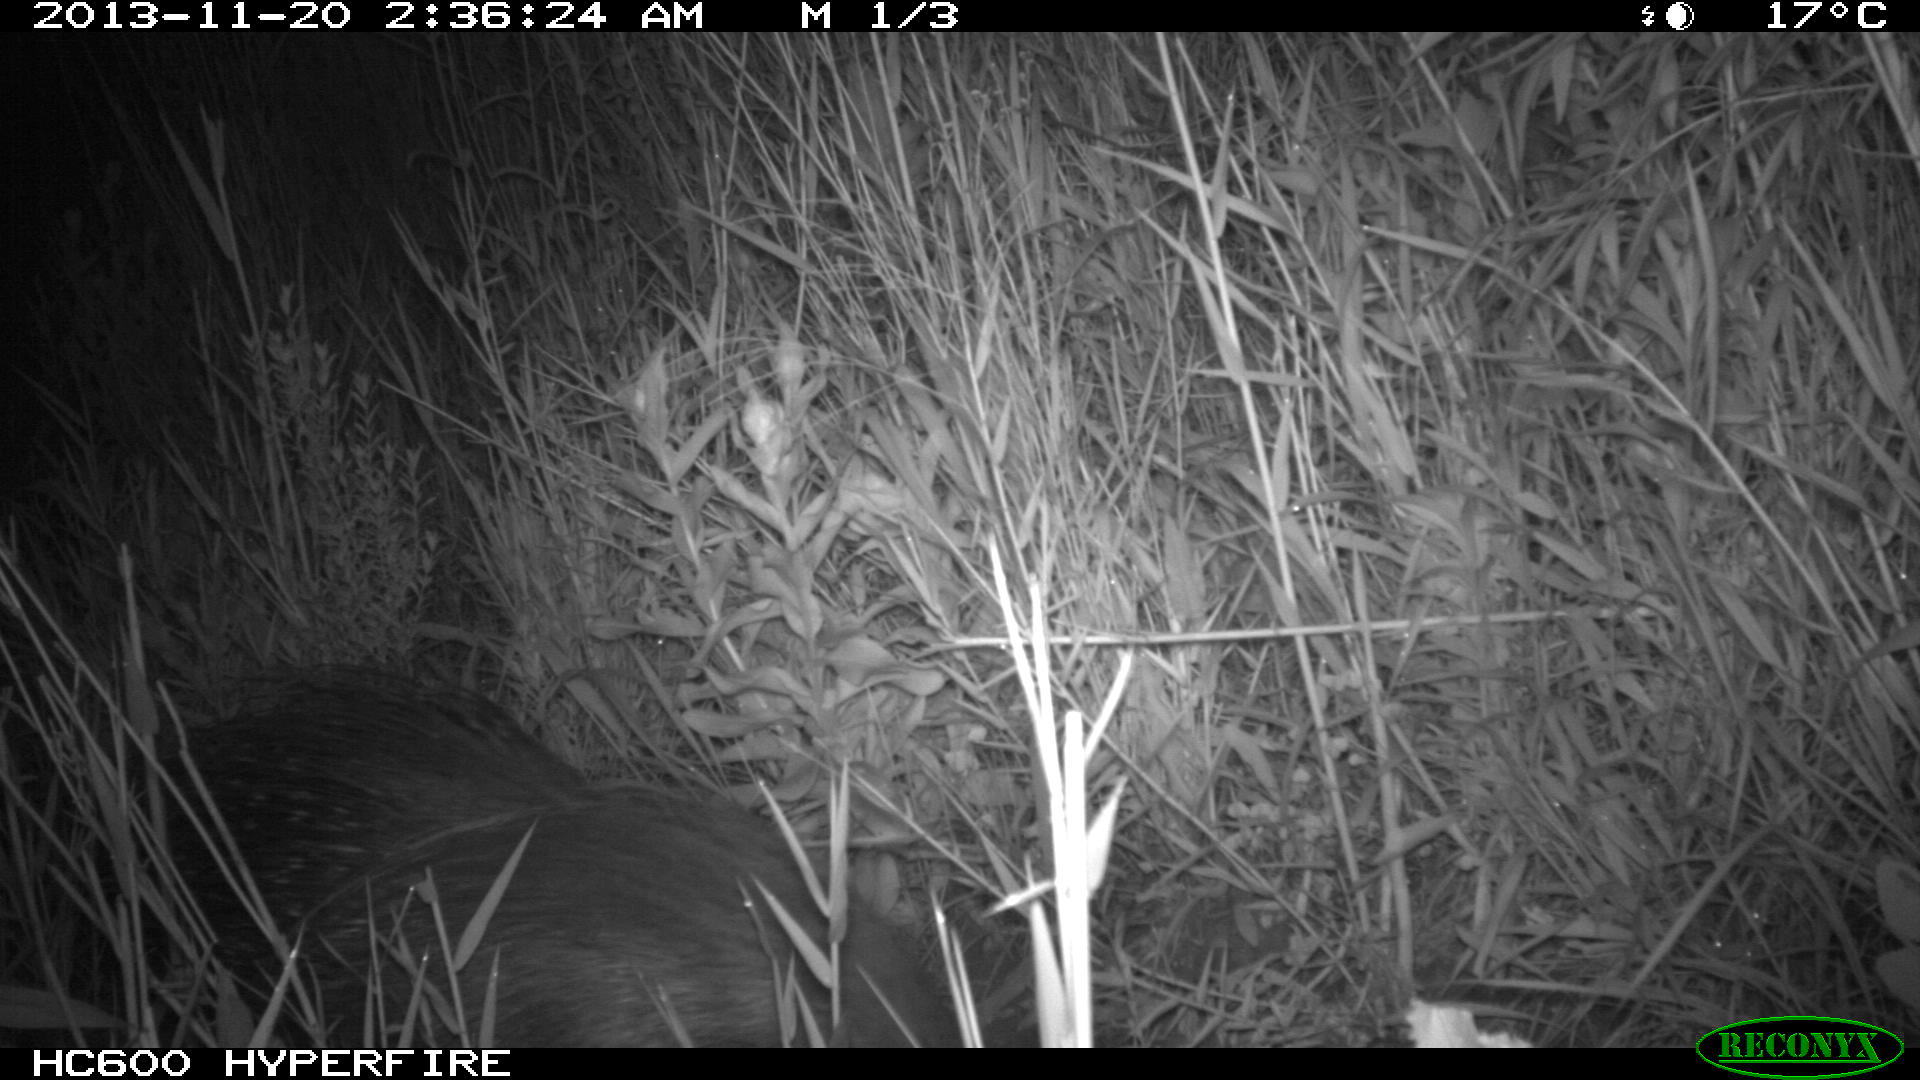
left=1697, top=1016, right=1905, bottom=1078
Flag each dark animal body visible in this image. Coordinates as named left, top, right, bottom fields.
left=177, top=671, right=949, bottom=1047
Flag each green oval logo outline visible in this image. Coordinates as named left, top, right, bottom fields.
left=1696, top=1015, right=1906, bottom=1079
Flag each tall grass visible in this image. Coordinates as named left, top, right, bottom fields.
left=6, top=32, right=1917, bottom=1046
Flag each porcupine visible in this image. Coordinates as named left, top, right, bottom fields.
left=176, top=670, right=951, bottom=1047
